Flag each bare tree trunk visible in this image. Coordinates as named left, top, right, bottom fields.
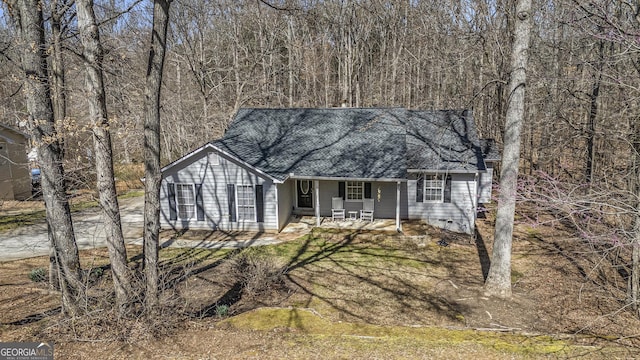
left=323, top=35, right=331, bottom=107
left=76, top=0, right=132, bottom=314
left=632, top=210, right=640, bottom=315
left=484, top=0, right=532, bottom=299
left=540, top=11, right=563, bottom=176
left=49, top=0, right=67, bottom=127
left=585, top=73, right=600, bottom=183
left=287, top=16, right=295, bottom=107
left=47, top=0, right=69, bottom=291
left=630, top=115, right=640, bottom=315
left=11, top=0, right=84, bottom=316
left=585, top=40, right=604, bottom=184
left=143, top=0, right=172, bottom=314
left=47, top=224, right=58, bottom=290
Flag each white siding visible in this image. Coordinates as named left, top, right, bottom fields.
left=277, top=179, right=294, bottom=230
left=294, top=180, right=408, bottom=219
left=407, top=173, right=477, bottom=234
left=161, top=149, right=278, bottom=232
left=0, top=129, right=30, bottom=201
left=478, top=162, right=494, bottom=203
left=363, top=182, right=408, bottom=219
left=161, top=147, right=482, bottom=235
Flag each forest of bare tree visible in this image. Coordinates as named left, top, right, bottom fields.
left=0, top=0, right=634, bottom=176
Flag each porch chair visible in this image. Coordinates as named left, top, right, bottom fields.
left=360, top=198, right=374, bottom=222
left=331, top=197, right=345, bottom=221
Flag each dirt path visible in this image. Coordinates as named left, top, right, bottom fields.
left=0, top=196, right=144, bottom=262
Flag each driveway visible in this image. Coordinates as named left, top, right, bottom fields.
left=0, top=196, right=288, bottom=262
left=0, top=196, right=413, bottom=262
left=0, top=196, right=144, bottom=262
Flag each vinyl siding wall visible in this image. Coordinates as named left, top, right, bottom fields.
left=161, top=149, right=278, bottom=231
left=277, top=179, right=294, bottom=230
left=478, top=162, right=494, bottom=203
left=161, top=149, right=480, bottom=234
left=0, top=129, right=30, bottom=201
left=292, top=180, right=408, bottom=219
left=407, top=173, right=477, bottom=234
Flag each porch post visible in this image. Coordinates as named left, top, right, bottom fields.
left=396, top=181, right=402, bottom=232
left=315, top=180, right=320, bottom=226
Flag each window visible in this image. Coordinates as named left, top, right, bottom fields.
left=237, top=185, right=255, bottom=221
left=346, top=181, right=363, bottom=201
left=176, top=184, right=195, bottom=219
left=424, top=174, right=445, bottom=202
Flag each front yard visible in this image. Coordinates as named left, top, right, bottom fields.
left=1, top=220, right=640, bottom=358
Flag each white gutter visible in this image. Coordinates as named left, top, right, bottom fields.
left=290, top=175, right=407, bottom=182
left=407, top=169, right=484, bottom=174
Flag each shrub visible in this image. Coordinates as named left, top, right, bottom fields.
left=28, top=267, right=46, bottom=282
left=215, top=304, right=229, bottom=317
left=90, top=267, right=104, bottom=277
left=229, top=251, right=288, bottom=301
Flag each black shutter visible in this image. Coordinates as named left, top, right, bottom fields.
left=227, top=184, right=236, bottom=222
left=416, top=175, right=423, bottom=203
left=168, top=183, right=177, bottom=220
left=338, top=181, right=345, bottom=200
left=444, top=175, right=452, bottom=203
left=195, top=184, right=205, bottom=221
left=364, top=182, right=372, bottom=199
left=255, top=185, right=264, bottom=223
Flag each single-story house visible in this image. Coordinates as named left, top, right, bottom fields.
left=160, top=108, right=499, bottom=234
left=0, top=123, right=31, bottom=201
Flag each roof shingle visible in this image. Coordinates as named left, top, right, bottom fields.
left=209, top=108, right=490, bottom=181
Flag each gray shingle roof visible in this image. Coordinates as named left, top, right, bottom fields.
left=211, top=108, right=489, bottom=181
left=405, top=109, right=486, bottom=171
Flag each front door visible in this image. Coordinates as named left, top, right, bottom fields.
left=297, top=180, right=313, bottom=208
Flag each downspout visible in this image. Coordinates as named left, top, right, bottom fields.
left=274, top=183, right=280, bottom=232
left=396, top=181, right=401, bottom=232
left=315, top=180, right=320, bottom=226
left=474, top=173, right=479, bottom=222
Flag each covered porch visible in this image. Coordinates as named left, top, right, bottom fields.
left=287, top=178, right=407, bottom=232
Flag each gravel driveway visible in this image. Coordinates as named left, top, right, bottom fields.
left=0, top=196, right=144, bottom=262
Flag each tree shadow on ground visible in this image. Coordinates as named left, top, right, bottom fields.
left=475, top=229, right=491, bottom=281
left=4, top=307, right=62, bottom=326
left=524, top=234, right=589, bottom=280
left=155, top=228, right=274, bottom=292
left=3, top=225, right=478, bottom=331
left=188, top=228, right=477, bottom=326
left=283, top=229, right=476, bottom=325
